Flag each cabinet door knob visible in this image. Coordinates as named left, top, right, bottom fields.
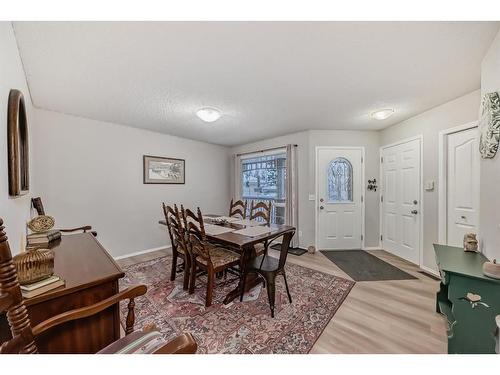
left=411, top=209, right=418, bottom=215
left=320, top=206, right=324, bottom=210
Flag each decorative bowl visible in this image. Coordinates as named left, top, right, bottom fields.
left=13, top=248, right=55, bottom=285
left=28, top=215, right=55, bottom=233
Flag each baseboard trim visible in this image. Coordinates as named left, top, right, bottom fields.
left=362, top=246, right=382, bottom=251
left=420, top=265, right=441, bottom=278
left=114, top=245, right=171, bottom=260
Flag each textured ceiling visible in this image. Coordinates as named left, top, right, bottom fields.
left=13, top=21, right=499, bottom=146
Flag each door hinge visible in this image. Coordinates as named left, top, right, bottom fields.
left=361, top=156, right=363, bottom=163
left=381, top=156, right=383, bottom=163
left=361, top=195, right=364, bottom=203
left=361, top=234, right=364, bottom=240
left=381, top=195, right=383, bottom=203
left=380, top=234, right=383, bottom=241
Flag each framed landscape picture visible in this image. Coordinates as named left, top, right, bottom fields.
left=143, top=155, right=185, bottom=184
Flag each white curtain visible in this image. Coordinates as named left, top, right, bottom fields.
left=233, top=154, right=242, bottom=200
left=285, top=144, right=299, bottom=248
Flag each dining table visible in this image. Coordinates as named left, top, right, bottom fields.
left=158, top=214, right=295, bottom=304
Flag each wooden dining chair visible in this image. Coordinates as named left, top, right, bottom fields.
left=182, top=207, right=240, bottom=307
left=31, top=197, right=97, bottom=237
left=0, top=217, right=197, bottom=354
left=240, top=228, right=295, bottom=318
left=229, top=199, right=247, bottom=219
left=162, top=203, right=191, bottom=290
left=249, top=200, right=273, bottom=256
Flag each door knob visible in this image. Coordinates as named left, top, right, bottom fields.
left=320, top=206, right=324, bottom=210
left=461, top=215, right=466, bottom=219
left=413, top=200, right=418, bottom=205
left=320, top=198, right=324, bottom=202
left=411, top=209, right=418, bottom=215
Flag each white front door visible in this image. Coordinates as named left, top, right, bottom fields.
left=381, top=138, right=421, bottom=264
left=446, top=127, right=480, bottom=247
left=317, top=148, right=363, bottom=250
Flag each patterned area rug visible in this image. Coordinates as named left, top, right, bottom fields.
left=120, top=256, right=354, bottom=353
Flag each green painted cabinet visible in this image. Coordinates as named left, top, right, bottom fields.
left=434, top=244, right=500, bottom=354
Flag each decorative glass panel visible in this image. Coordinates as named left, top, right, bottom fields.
left=327, top=157, right=353, bottom=202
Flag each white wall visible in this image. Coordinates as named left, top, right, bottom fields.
left=0, top=22, right=34, bottom=254
left=380, top=90, right=481, bottom=272
left=480, top=29, right=500, bottom=261
left=32, top=109, right=231, bottom=258
left=230, top=129, right=381, bottom=249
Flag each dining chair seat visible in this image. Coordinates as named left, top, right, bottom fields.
left=196, top=246, right=240, bottom=270
left=247, top=254, right=280, bottom=273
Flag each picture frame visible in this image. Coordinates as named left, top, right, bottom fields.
left=143, top=155, right=185, bottom=184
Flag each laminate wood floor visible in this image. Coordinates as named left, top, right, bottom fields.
left=116, top=248, right=447, bottom=354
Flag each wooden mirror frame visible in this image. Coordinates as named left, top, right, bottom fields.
left=8, top=89, right=29, bottom=196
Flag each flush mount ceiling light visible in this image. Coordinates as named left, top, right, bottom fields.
left=196, top=107, right=221, bottom=123
left=370, top=108, right=395, bottom=120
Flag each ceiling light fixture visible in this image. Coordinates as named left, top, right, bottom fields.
left=196, top=107, right=222, bottom=123
left=370, top=108, right=395, bottom=120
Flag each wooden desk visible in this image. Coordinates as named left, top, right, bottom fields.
left=159, top=217, right=295, bottom=304
left=434, top=244, right=500, bottom=353
left=0, top=233, right=124, bottom=353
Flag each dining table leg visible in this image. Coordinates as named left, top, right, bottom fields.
left=223, top=244, right=263, bottom=305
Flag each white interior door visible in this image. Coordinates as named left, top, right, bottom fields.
left=381, top=138, right=421, bottom=264
left=446, top=127, right=480, bottom=247
left=317, top=148, right=363, bottom=250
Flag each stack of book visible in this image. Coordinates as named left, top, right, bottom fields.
left=20, top=275, right=65, bottom=299
left=27, top=229, right=61, bottom=246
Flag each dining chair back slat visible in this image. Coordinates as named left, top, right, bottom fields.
left=249, top=200, right=272, bottom=225
left=162, top=203, right=191, bottom=289
left=229, top=199, right=247, bottom=219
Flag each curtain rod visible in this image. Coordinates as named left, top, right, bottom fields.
left=236, top=144, right=298, bottom=157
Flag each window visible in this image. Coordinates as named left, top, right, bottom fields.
left=327, top=157, right=353, bottom=202
left=241, top=152, right=286, bottom=224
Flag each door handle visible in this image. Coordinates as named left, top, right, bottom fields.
left=461, top=215, right=467, bottom=220
left=411, top=210, right=418, bottom=215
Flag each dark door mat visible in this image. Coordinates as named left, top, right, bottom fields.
left=270, top=243, right=308, bottom=256
left=320, top=250, right=417, bottom=281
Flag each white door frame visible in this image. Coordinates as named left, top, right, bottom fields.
left=314, top=146, right=366, bottom=250
left=438, top=121, right=479, bottom=244
left=379, top=135, right=424, bottom=267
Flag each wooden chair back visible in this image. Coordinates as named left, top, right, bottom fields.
left=229, top=199, right=247, bottom=219
left=249, top=200, right=272, bottom=225
left=162, top=203, right=186, bottom=255
left=0, top=218, right=38, bottom=354
left=181, top=207, right=211, bottom=263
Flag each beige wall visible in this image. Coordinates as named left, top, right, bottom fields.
left=480, top=29, right=500, bottom=261
left=231, top=130, right=381, bottom=249
left=32, top=109, right=231, bottom=258
left=0, top=22, right=35, bottom=254
left=380, top=90, right=481, bottom=271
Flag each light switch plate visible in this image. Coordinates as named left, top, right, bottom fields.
left=424, top=180, right=435, bottom=191
left=308, top=194, right=316, bottom=201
